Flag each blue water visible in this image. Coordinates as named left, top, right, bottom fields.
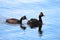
left=0, top=0, right=60, bottom=40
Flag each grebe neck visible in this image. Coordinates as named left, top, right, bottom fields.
left=39, top=16, right=42, bottom=23
left=20, top=18, right=23, bottom=24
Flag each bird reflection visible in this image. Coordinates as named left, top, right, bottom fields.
left=20, top=24, right=26, bottom=30
left=38, top=30, right=43, bottom=37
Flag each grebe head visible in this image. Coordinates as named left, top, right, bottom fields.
left=21, top=16, right=27, bottom=20
left=39, top=12, right=44, bottom=17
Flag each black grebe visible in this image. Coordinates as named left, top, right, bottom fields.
left=6, top=16, right=27, bottom=24
left=27, top=12, right=44, bottom=34
left=6, top=16, right=27, bottom=30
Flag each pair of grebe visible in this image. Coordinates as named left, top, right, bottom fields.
left=6, top=12, right=44, bottom=34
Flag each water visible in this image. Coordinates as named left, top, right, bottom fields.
left=0, top=0, right=60, bottom=40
